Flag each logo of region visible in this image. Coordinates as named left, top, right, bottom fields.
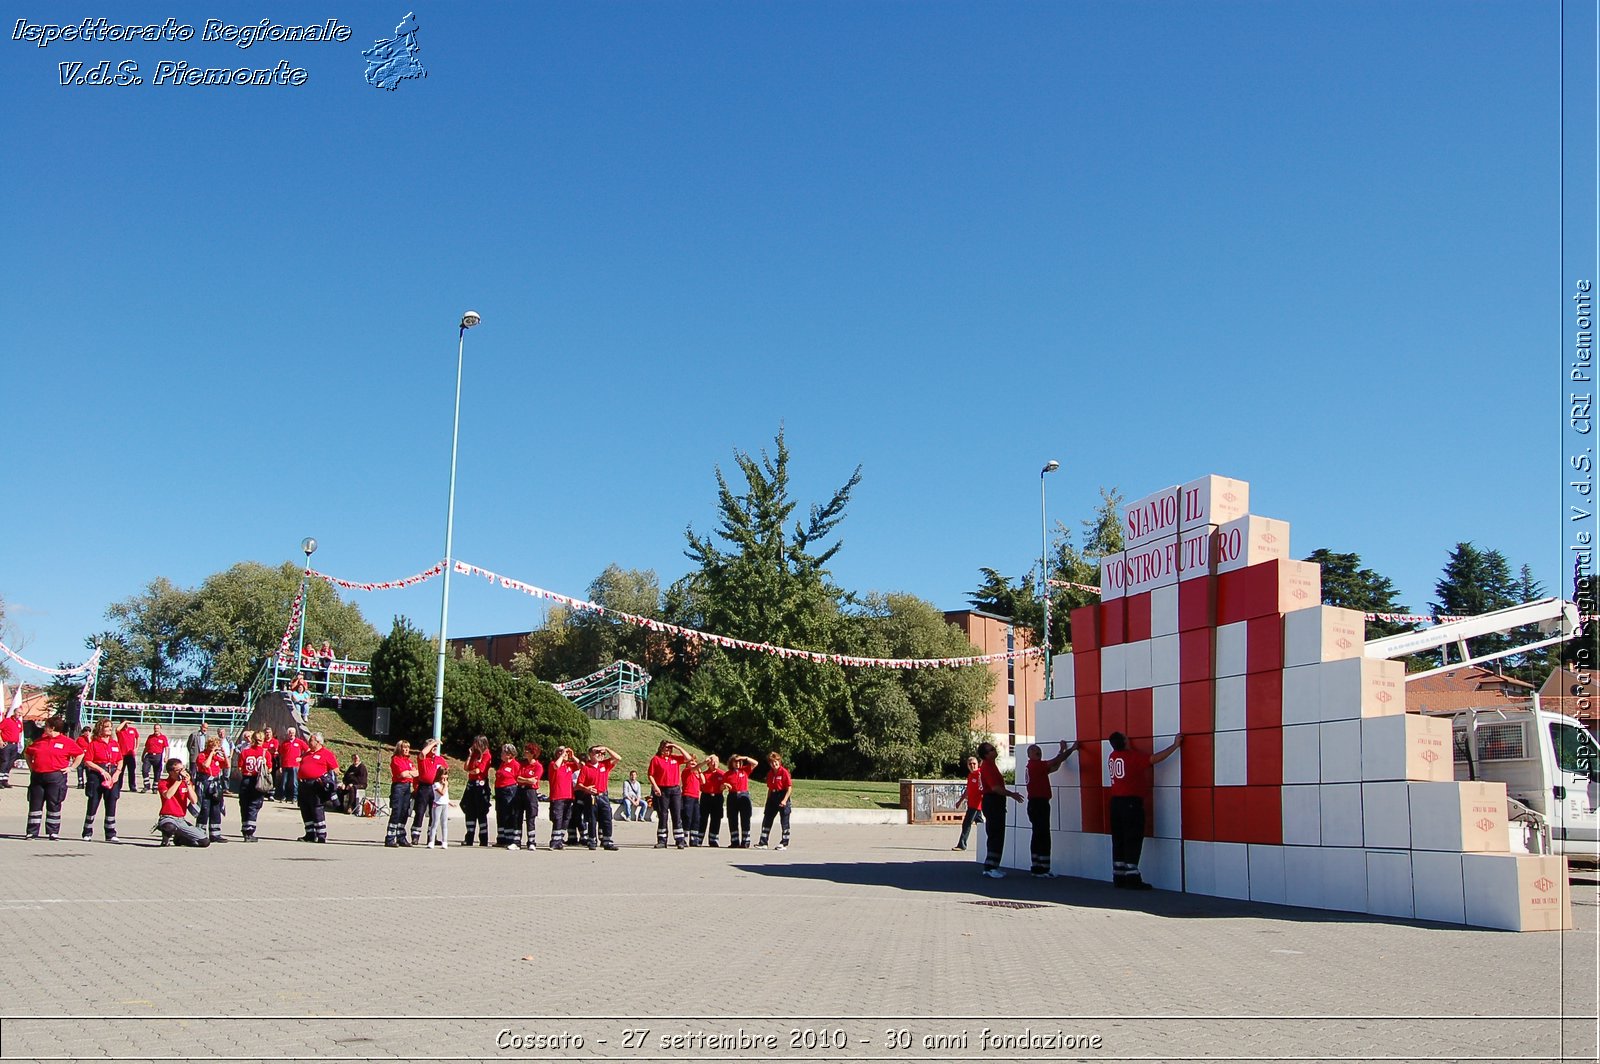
left=1262, top=533, right=1278, bottom=544
left=1376, top=690, right=1392, bottom=703
left=1292, top=588, right=1308, bottom=600
left=1533, top=876, right=1554, bottom=893
left=364, top=11, right=426, bottom=90
left=1420, top=749, right=1438, bottom=763
left=1475, top=817, right=1495, bottom=834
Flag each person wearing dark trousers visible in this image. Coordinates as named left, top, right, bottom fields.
left=724, top=754, right=757, bottom=848
left=648, top=740, right=691, bottom=849
left=0, top=704, right=22, bottom=788
left=952, top=755, right=984, bottom=851
left=576, top=746, right=621, bottom=851
left=295, top=733, right=339, bottom=843
left=386, top=740, right=418, bottom=847
left=977, top=741, right=1022, bottom=879
left=193, top=735, right=230, bottom=844
left=461, top=736, right=492, bottom=846
left=755, top=751, right=793, bottom=850
left=680, top=759, right=703, bottom=848
left=1022, top=741, right=1074, bottom=878
left=237, top=731, right=271, bottom=841
left=74, top=727, right=91, bottom=789
left=141, top=725, right=169, bottom=794
left=277, top=727, right=306, bottom=803
left=24, top=716, right=79, bottom=839
left=696, top=756, right=724, bottom=846
left=1107, top=731, right=1182, bottom=890
left=156, top=760, right=206, bottom=847
left=516, top=742, right=544, bottom=849
left=409, top=738, right=444, bottom=845
left=545, top=747, right=578, bottom=850
left=116, top=721, right=139, bottom=792
left=81, top=720, right=124, bottom=842
left=492, top=744, right=522, bottom=848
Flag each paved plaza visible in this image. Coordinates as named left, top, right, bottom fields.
left=0, top=783, right=1594, bottom=1063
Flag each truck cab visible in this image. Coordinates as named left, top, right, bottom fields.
left=1451, top=701, right=1599, bottom=860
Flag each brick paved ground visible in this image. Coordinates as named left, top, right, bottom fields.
left=0, top=782, right=1594, bottom=1063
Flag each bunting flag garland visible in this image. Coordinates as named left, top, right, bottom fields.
left=82, top=698, right=246, bottom=716
left=0, top=640, right=100, bottom=677
left=272, top=581, right=309, bottom=667
left=307, top=561, right=445, bottom=593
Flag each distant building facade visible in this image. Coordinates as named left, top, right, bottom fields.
left=943, top=609, right=1045, bottom=769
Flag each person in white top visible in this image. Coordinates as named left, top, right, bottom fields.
left=427, top=765, right=450, bottom=848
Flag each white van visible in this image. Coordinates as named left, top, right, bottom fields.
left=1449, top=700, right=1599, bottom=861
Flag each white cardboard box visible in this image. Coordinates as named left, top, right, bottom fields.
left=1099, top=643, right=1126, bottom=694
left=1283, top=606, right=1367, bottom=668
left=1100, top=552, right=1127, bottom=602
left=1151, top=634, right=1181, bottom=687
left=1214, top=729, right=1248, bottom=787
left=1053, top=655, right=1076, bottom=700
left=1182, top=839, right=1215, bottom=895
left=1366, top=849, right=1414, bottom=919
left=1318, top=719, right=1362, bottom=783
left=1248, top=844, right=1288, bottom=905
left=1360, top=782, right=1411, bottom=850
left=1282, top=723, right=1321, bottom=785
left=1360, top=713, right=1453, bottom=782
left=1153, top=734, right=1181, bottom=788
left=1150, top=583, right=1179, bottom=637
left=1319, top=657, right=1406, bottom=722
left=1322, top=846, right=1369, bottom=913
left=1055, top=786, right=1083, bottom=832
left=1319, top=783, right=1364, bottom=847
left=1124, top=638, right=1153, bottom=690
left=1215, top=674, right=1248, bottom=731
left=1176, top=524, right=1217, bottom=582
left=1461, top=853, right=1573, bottom=931
left=1409, top=780, right=1509, bottom=853
left=1034, top=697, right=1074, bottom=742
left=1215, top=622, right=1248, bottom=678
left=1152, top=785, right=1182, bottom=837
left=1282, top=664, right=1322, bottom=727
left=1282, top=784, right=1321, bottom=846
left=1070, top=831, right=1113, bottom=882
left=1126, top=535, right=1181, bottom=596
left=1140, top=837, right=1184, bottom=891
left=1177, top=474, right=1250, bottom=532
left=1123, top=485, right=1180, bottom=547
left=1411, top=850, right=1465, bottom=924
left=1152, top=684, right=1181, bottom=738
left=1213, top=514, right=1291, bottom=575
left=1283, top=845, right=1321, bottom=908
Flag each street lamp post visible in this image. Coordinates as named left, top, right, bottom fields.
left=1040, top=460, right=1060, bottom=699
left=289, top=536, right=317, bottom=690
left=432, top=310, right=481, bottom=743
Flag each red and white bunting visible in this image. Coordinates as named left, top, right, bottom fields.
left=307, top=561, right=445, bottom=593
left=82, top=699, right=246, bottom=715
left=0, top=641, right=100, bottom=677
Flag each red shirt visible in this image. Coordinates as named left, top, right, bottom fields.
left=965, top=769, right=982, bottom=808
left=196, top=750, right=226, bottom=778
left=702, top=769, right=725, bottom=797
left=765, top=765, right=792, bottom=792
left=978, top=760, right=1004, bottom=795
left=1025, top=758, right=1057, bottom=799
left=159, top=779, right=194, bottom=818
left=577, top=762, right=609, bottom=796
left=391, top=755, right=417, bottom=784
left=681, top=767, right=702, bottom=799
left=647, top=754, right=683, bottom=789
left=238, top=745, right=270, bottom=778
left=280, top=737, right=308, bottom=768
left=725, top=766, right=751, bottom=793
left=264, top=737, right=280, bottom=764
left=144, top=733, right=169, bottom=757
left=494, top=759, right=521, bottom=789
left=117, top=726, right=138, bottom=756
left=0, top=717, right=21, bottom=744
left=417, top=753, right=445, bottom=786
left=75, top=734, right=91, bottom=753
left=516, top=759, right=544, bottom=789
left=547, top=761, right=576, bottom=801
left=466, top=750, right=492, bottom=781
left=299, top=747, right=338, bottom=780
left=25, top=734, right=78, bottom=773
left=1107, top=748, right=1152, bottom=798
left=87, top=738, right=122, bottom=768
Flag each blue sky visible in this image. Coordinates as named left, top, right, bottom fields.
left=1, top=2, right=1578, bottom=674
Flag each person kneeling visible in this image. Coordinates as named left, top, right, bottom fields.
left=155, top=759, right=210, bottom=848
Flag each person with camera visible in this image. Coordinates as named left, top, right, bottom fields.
left=193, top=734, right=230, bottom=845
left=296, top=732, right=339, bottom=843
left=156, top=759, right=208, bottom=847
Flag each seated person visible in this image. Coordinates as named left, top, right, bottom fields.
left=619, top=770, right=648, bottom=820
left=340, top=754, right=369, bottom=814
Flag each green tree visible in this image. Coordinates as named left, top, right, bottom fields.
left=443, top=651, right=590, bottom=757
left=1432, top=543, right=1520, bottom=665
left=369, top=616, right=437, bottom=742
left=1305, top=548, right=1418, bottom=641
left=666, top=429, right=860, bottom=764
left=103, top=578, right=198, bottom=698
left=512, top=565, right=664, bottom=681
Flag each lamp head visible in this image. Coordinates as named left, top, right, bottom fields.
left=1041, top=460, right=1061, bottom=476
left=301, top=537, right=318, bottom=557
left=460, top=310, right=482, bottom=330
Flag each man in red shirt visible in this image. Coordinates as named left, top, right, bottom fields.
left=575, top=746, right=622, bottom=851
left=755, top=751, right=793, bottom=850
left=141, top=724, right=169, bottom=793
left=1107, top=731, right=1182, bottom=890
left=278, top=727, right=308, bottom=802
left=116, top=721, right=140, bottom=792
left=156, top=759, right=207, bottom=847
left=25, top=716, right=81, bottom=839
left=977, top=741, right=1023, bottom=878
left=387, top=739, right=419, bottom=847
left=261, top=727, right=281, bottom=801
left=409, top=738, right=445, bottom=846
left=647, top=740, right=691, bottom=849
left=1023, top=740, right=1075, bottom=878
left=491, top=744, right=522, bottom=849
left=296, top=732, right=340, bottom=843
left=952, top=755, right=984, bottom=852
left=724, top=754, right=757, bottom=848
left=544, top=747, right=578, bottom=850
left=0, top=700, right=25, bottom=787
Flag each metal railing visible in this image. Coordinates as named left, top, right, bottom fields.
left=247, top=655, right=373, bottom=710
left=553, top=660, right=650, bottom=718
left=81, top=700, right=248, bottom=735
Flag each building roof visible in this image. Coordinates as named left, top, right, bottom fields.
left=1537, top=667, right=1595, bottom=722
left=1405, top=666, right=1536, bottom=714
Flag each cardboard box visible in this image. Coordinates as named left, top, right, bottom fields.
left=1217, top=558, right=1321, bottom=625
left=1033, top=696, right=1074, bottom=743
left=1248, top=844, right=1288, bottom=905
left=1152, top=785, right=1182, bottom=838
left=1360, top=782, right=1412, bottom=850
left=1179, top=679, right=1214, bottom=734
left=1361, top=714, right=1453, bottom=782
left=1185, top=840, right=1250, bottom=899
left=1068, top=831, right=1114, bottom=882
left=1124, top=592, right=1152, bottom=643
left=1178, top=575, right=1214, bottom=629
left=1281, top=784, right=1321, bottom=845
left=1150, top=633, right=1181, bottom=687
left=1282, top=724, right=1320, bottom=785
left=1213, top=514, right=1291, bottom=575
left=1281, top=664, right=1322, bottom=727
left=1150, top=583, right=1179, bottom=637
left=1283, top=605, right=1366, bottom=669
left=1366, top=849, right=1415, bottom=919
left=1178, top=628, right=1213, bottom=683
left=1409, top=781, right=1509, bottom=853
left=1246, top=785, right=1282, bottom=844
left=1152, top=734, right=1181, bottom=788
left=1099, top=643, right=1126, bottom=694
left=1073, top=652, right=1101, bottom=700
left=1122, top=485, right=1180, bottom=548
left=1176, top=524, right=1217, bottom=582
left=1283, top=845, right=1321, bottom=909
left=1139, top=836, right=1184, bottom=891
left=1126, top=536, right=1181, bottom=596
left=1049, top=829, right=1081, bottom=877
left=1069, top=605, right=1100, bottom=651
left=1081, top=786, right=1108, bottom=834
left=1152, top=684, right=1181, bottom=738
left=1246, top=727, right=1283, bottom=787
left=1213, top=784, right=1249, bottom=839
left=1215, top=674, right=1248, bottom=732
left=1246, top=615, right=1284, bottom=674
left=1320, top=657, right=1406, bottom=723
left=1180, top=733, right=1214, bottom=789
left=1126, top=687, right=1154, bottom=740
left=1181, top=787, right=1213, bottom=841
left=1074, top=696, right=1101, bottom=743
left=1215, top=621, right=1249, bottom=678
left=1052, top=654, right=1075, bottom=700
left=1321, top=846, right=1369, bottom=913
left=1055, top=785, right=1083, bottom=833
left=1318, top=720, right=1362, bottom=784
left=1319, top=783, right=1364, bottom=847
left=1099, top=553, right=1127, bottom=602
left=1100, top=692, right=1127, bottom=739
left=1124, top=638, right=1153, bottom=691
left=1461, top=853, right=1573, bottom=931
left=1214, top=730, right=1248, bottom=788
left=1100, top=598, right=1126, bottom=647
left=1177, top=474, right=1251, bottom=532
left=1245, top=671, right=1283, bottom=730
left=1411, top=850, right=1465, bottom=924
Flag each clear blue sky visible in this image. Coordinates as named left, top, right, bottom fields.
left=1, top=2, right=1572, bottom=674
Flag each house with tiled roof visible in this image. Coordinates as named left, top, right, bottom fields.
left=1537, top=667, right=1595, bottom=725
left=1404, top=665, right=1536, bottom=714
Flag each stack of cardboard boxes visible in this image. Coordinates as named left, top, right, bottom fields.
left=1014, top=474, right=1571, bottom=931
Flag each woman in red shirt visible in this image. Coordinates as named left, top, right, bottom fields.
left=193, top=735, right=230, bottom=844
left=492, top=744, right=522, bottom=849
left=24, top=715, right=80, bottom=840
left=81, top=719, right=125, bottom=842
left=236, top=730, right=271, bottom=842
left=755, top=751, right=793, bottom=850
left=0, top=702, right=23, bottom=788
left=544, top=747, right=578, bottom=850
left=515, top=743, right=544, bottom=850
left=408, top=738, right=444, bottom=846
left=157, top=758, right=206, bottom=847
left=387, top=740, right=418, bottom=847
left=696, top=755, right=725, bottom=847
left=724, top=754, right=757, bottom=848
left=461, top=735, right=493, bottom=847
left=296, top=732, right=339, bottom=843
left=680, top=757, right=704, bottom=848
left=952, top=755, right=983, bottom=851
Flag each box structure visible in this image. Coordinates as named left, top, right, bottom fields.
left=1035, top=473, right=1567, bottom=930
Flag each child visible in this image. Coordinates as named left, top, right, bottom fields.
left=427, top=765, right=450, bottom=849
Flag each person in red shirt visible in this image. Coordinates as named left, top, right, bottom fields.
left=461, top=735, right=493, bottom=847
left=977, top=741, right=1023, bottom=879
left=514, top=743, right=545, bottom=850
left=296, top=732, right=340, bottom=843
left=80, top=719, right=125, bottom=842
left=194, top=735, right=230, bottom=844
left=544, top=747, right=578, bottom=850
left=647, top=740, right=692, bottom=849
left=236, top=730, right=272, bottom=842
left=409, top=737, right=445, bottom=846
left=952, top=755, right=984, bottom=852
left=25, top=715, right=81, bottom=839
left=278, top=727, right=308, bottom=802
left=1022, top=740, right=1075, bottom=878
left=695, top=756, right=725, bottom=846
left=74, top=726, right=91, bottom=790
left=156, top=759, right=207, bottom=847
left=575, top=745, right=621, bottom=851
left=724, top=754, right=757, bottom=848
left=141, top=724, right=170, bottom=793
left=755, top=751, right=794, bottom=850
left=680, top=757, right=705, bottom=848
left=386, top=740, right=418, bottom=847
left=1106, top=731, right=1182, bottom=890
left=492, top=744, right=522, bottom=849
left=115, top=721, right=140, bottom=792
left=0, top=701, right=23, bottom=788
left=261, top=727, right=281, bottom=801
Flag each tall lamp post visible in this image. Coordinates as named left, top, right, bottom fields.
left=432, top=310, right=481, bottom=743
left=290, top=536, right=317, bottom=689
left=1040, top=460, right=1060, bottom=699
